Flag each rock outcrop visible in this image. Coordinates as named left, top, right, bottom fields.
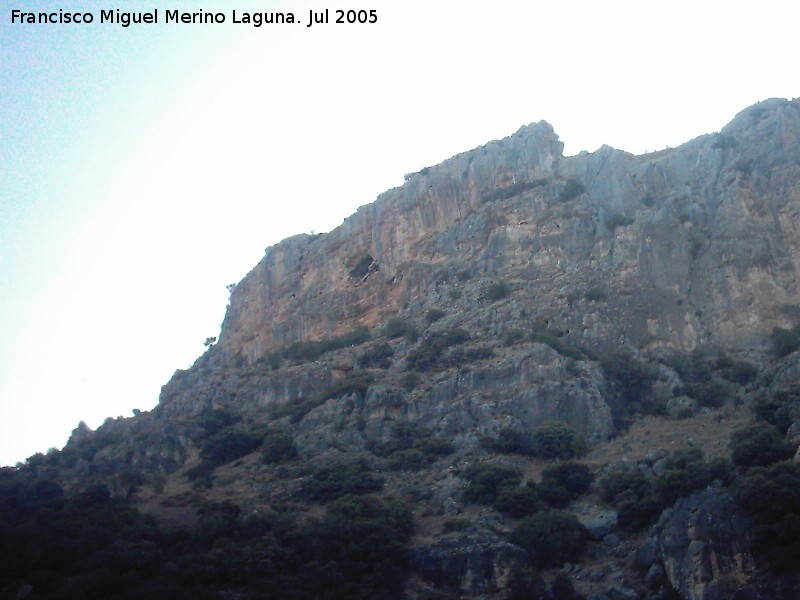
left=649, top=485, right=758, bottom=600
left=220, top=99, right=800, bottom=362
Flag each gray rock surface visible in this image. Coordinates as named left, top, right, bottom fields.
left=653, top=485, right=760, bottom=600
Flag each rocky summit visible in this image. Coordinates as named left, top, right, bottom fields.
left=4, top=98, right=800, bottom=600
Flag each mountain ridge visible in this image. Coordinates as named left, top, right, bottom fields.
left=220, top=97, right=800, bottom=362
left=4, top=97, right=800, bottom=600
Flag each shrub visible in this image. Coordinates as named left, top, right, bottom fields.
left=446, top=346, right=494, bottom=367
left=199, top=427, right=264, bottom=467
left=425, top=309, right=446, bottom=324
left=725, top=360, right=758, bottom=385
left=771, top=325, right=800, bottom=357
left=730, top=422, right=794, bottom=469
left=461, top=463, right=521, bottom=505
left=405, top=328, right=470, bottom=372
left=532, top=421, right=582, bottom=460
left=506, top=569, right=550, bottom=600
left=558, top=179, right=586, bottom=202
left=712, top=133, right=736, bottom=149
left=369, top=422, right=453, bottom=471
left=481, top=179, right=547, bottom=203
left=187, top=425, right=266, bottom=484
left=510, top=510, right=587, bottom=567
left=304, top=461, right=383, bottom=502
left=604, top=213, right=635, bottom=229
left=494, top=483, right=545, bottom=518
left=386, top=449, right=430, bottom=472
left=194, top=408, right=240, bottom=439
left=599, top=468, right=664, bottom=529
left=752, top=387, right=800, bottom=432
left=283, top=326, right=371, bottom=362
left=736, top=461, right=800, bottom=570
left=600, top=468, right=651, bottom=503
left=485, top=282, right=510, bottom=302
left=584, top=287, right=607, bottom=302
left=386, top=439, right=453, bottom=471
left=401, top=371, right=421, bottom=391
left=383, top=317, right=419, bottom=342
left=358, top=343, right=393, bottom=369
left=441, top=518, right=471, bottom=534
left=654, top=448, right=711, bottom=504
left=530, top=325, right=585, bottom=360
left=261, top=431, right=297, bottom=464
left=307, top=494, right=414, bottom=596
left=689, top=379, right=730, bottom=409
left=541, top=462, right=593, bottom=499
left=317, top=372, right=375, bottom=402
left=502, top=329, right=525, bottom=347
left=489, top=427, right=531, bottom=455
left=600, top=352, right=660, bottom=416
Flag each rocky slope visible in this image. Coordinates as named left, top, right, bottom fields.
left=5, top=98, right=800, bottom=600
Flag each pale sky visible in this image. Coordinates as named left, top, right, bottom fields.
left=1, top=0, right=797, bottom=466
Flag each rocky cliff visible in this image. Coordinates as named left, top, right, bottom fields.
left=221, top=98, right=800, bottom=363
left=6, top=98, right=800, bottom=600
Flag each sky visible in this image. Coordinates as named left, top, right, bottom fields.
left=1, top=0, right=797, bottom=466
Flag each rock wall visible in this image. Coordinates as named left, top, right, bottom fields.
left=219, top=99, right=800, bottom=361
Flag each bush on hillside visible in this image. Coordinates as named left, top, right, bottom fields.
left=510, top=510, right=587, bottom=567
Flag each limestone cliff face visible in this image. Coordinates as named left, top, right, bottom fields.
left=220, top=99, right=800, bottom=362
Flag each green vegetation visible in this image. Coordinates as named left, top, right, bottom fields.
left=187, top=424, right=266, bottom=484
left=599, top=449, right=735, bottom=531
left=502, top=329, right=526, bottom=346
left=600, top=352, right=661, bottom=417
left=318, top=371, right=375, bottom=402
left=485, top=281, right=510, bottom=302
left=445, top=345, right=494, bottom=367
left=368, top=422, right=454, bottom=471
left=481, top=179, right=547, bottom=203
left=273, top=371, right=376, bottom=424
left=488, top=427, right=532, bottom=455
left=358, top=342, right=394, bottom=368
left=726, top=359, right=758, bottom=385
left=461, top=463, right=521, bottom=505
left=405, top=328, right=471, bottom=372
left=583, top=287, right=607, bottom=302
left=383, top=317, right=419, bottom=342
left=730, top=422, right=794, bottom=469
left=604, top=213, right=635, bottom=229
left=530, top=325, right=585, bottom=360
left=510, top=510, right=587, bottom=567
left=654, top=448, right=716, bottom=504
left=462, top=460, right=592, bottom=518
left=494, top=482, right=546, bottom=518
left=771, top=324, right=800, bottom=357
left=736, top=461, right=800, bottom=570
left=261, top=430, right=297, bottom=464
left=425, top=309, right=446, bottom=324
left=400, top=371, right=421, bottom=391
left=558, top=178, right=586, bottom=202
left=539, top=462, right=593, bottom=507
left=304, top=460, right=384, bottom=502
left=282, top=326, right=371, bottom=362
left=752, top=386, right=800, bottom=432
left=0, top=465, right=414, bottom=600
left=532, top=421, right=584, bottom=460
left=712, top=133, right=737, bottom=149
